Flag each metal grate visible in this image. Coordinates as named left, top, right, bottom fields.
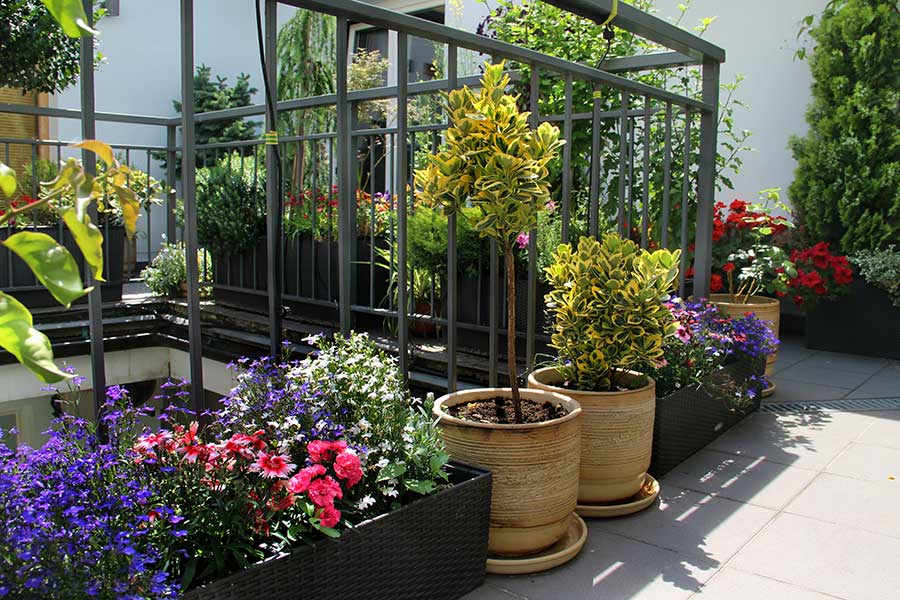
left=761, top=398, right=900, bottom=414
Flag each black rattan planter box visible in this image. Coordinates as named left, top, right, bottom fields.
left=806, top=278, right=900, bottom=360
left=182, top=463, right=491, bottom=600
left=650, top=357, right=765, bottom=478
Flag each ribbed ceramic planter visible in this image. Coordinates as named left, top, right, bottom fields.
left=710, top=294, right=781, bottom=380
left=433, top=388, right=581, bottom=557
left=528, top=368, right=655, bottom=504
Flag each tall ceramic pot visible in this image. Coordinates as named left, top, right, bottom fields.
left=710, top=294, right=781, bottom=390
left=528, top=368, right=655, bottom=504
left=433, top=388, right=581, bottom=557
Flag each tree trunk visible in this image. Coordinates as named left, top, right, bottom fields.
left=505, top=246, right=523, bottom=423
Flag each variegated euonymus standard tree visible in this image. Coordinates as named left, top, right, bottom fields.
left=0, top=141, right=141, bottom=382
left=415, top=62, right=563, bottom=423
left=544, top=234, right=680, bottom=391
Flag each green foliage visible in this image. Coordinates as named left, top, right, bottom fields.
left=4, top=231, right=91, bottom=306
left=408, top=206, right=483, bottom=279
left=141, top=238, right=211, bottom=298
left=544, top=234, right=680, bottom=391
left=0, top=1, right=102, bottom=93
left=853, top=245, right=900, bottom=307
left=789, top=0, right=900, bottom=253
left=196, top=153, right=266, bottom=256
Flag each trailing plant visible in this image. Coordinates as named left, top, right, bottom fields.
left=544, top=233, right=680, bottom=392
left=789, top=0, right=900, bottom=253
left=195, top=153, right=266, bottom=256
left=415, top=62, right=563, bottom=422
left=852, top=245, right=900, bottom=308
left=0, top=0, right=103, bottom=93
left=785, top=242, right=853, bottom=308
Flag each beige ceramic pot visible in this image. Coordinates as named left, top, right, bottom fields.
left=433, top=388, right=581, bottom=557
left=710, top=294, right=781, bottom=380
left=528, top=368, right=655, bottom=504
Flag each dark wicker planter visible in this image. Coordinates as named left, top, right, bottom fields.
left=0, top=224, right=125, bottom=307
left=806, top=278, right=900, bottom=360
left=182, top=463, right=491, bottom=600
left=650, top=357, right=765, bottom=478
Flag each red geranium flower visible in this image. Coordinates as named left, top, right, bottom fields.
left=317, top=504, right=341, bottom=528
left=333, top=451, right=363, bottom=487
left=722, top=262, right=735, bottom=273
left=307, top=475, right=343, bottom=508
left=710, top=273, right=724, bottom=293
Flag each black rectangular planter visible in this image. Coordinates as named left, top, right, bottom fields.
left=182, top=463, right=492, bottom=600
left=650, top=357, right=765, bottom=478
left=0, top=225, right=125, bottom=307
left=806, top=278, right=900, bottom=360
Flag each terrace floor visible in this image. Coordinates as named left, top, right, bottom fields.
left=464, top=336, right=900, bottom=600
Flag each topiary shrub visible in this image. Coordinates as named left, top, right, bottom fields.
left=196, top=153, right=266, bottom=257
left=544, top=234, right=680, bottom=392
left=789, top=0, right=900, bottom=253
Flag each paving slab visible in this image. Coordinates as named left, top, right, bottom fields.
left=590, top=486, right=775, bottom=564
left=785, top=472, right=900, bottom=539
left=773, top=362, right=873, bottom=390
left=845, top=364, right=900, bottom=399
left=792, top=351, right=891, bottom=375
left=824, top=442, right=900, bottom=482
left=766, top=376, right=850, bottom=402
left=692, top=568, right=838, bottom=599
left=854, top=411, right=900, bottom=449
left=730, top=512, right=900, bottom=600
left=661, top=449, right=817, bottom=510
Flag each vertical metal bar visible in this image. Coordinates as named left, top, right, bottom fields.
left=489, top=240, right=498, bottom=387
left=617, top=90, right=629, bottom=237
left=311, top=140, right=318, bottom=298
left=180, top=0, right=204, bottom=406
left=526, top=65, right=539, bottom=375
left=446, top=43, right=459, bottom=392
left=395, top=32, right=410, bottom=378
left=146, top=150, right=153, bottom=265
left=641, top=96, right=651, bottom=249
left=589, top=86, right=601, bottom=238
left=694, top=62, right=720, bottom=298
left=337, top=18, right=352, bottom=330
left=80, top=0, right=106, bottom=412
left=561, top=74, right=573, bottom=244
left=679, top=111, right=692, bottom=299
left=265, top=0, right=282, bottom=354
left=166, top=125, right=177, bottom=241
left=661, top=102, right=672, bottom=248
left=369, top=135, right=376, bottom=307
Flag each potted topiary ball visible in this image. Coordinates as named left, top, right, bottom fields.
left=415, top=62, right=585, bottom=573
left=529, top=234, right=679, bottom=516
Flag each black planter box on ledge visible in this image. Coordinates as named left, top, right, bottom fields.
left=650, top=357, right=765, bottom=478
left=182, top=463, right=492, bottom=600
left=806, top=278, right=900, bottom=360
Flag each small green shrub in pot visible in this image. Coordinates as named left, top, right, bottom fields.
left=196, top=152, right=266, bottom=257
left=141, top=238, right=212, bottom=297
left=544, top=234, right=680, bottom=391
left=853, top=245, right=900, bottom=308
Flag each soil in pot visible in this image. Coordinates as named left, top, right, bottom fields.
left=449, top=397, right=567, bottom=424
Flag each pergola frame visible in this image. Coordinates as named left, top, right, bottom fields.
left=0, top=0, right=724, bottom=412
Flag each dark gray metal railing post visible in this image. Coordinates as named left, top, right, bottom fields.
left=661, top=102, right=672, bottom=248
left=395, top=32, right=410, bottom=378
left=166, top=125, right=177, bottom=242
left=693, top=61, right=720, bottom=298
left=679, top=111, right=692, bottom=298
left=526, top=65, right=539, bottom=375
left=561, top=74, right=573, bottom=244
left=641, top=96, right=651, bottom=248
left=336, top=17, right=352, bottom=334
left=617, top=90, right=630, bottom=237
left=265, top=0, right=282, bottom=354
left=589, top=86, right=601, bottom=238
left=180, top=0, right=205, bottom=407
left=80, top=0, right=106, bottom=412
left=446, top=43, right=459, bottom=392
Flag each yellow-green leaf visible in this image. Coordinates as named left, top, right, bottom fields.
left=3, top=232, right=92, bottom=308
left=40, top=0, right=98, bottom=37
left=115, top=186, right=140, bottom=239
left=72, top=140, right=115, bottom=167
left=0, top=291, right=69, bottom=383
left=0, top=163, right=16, bottom=197
left=60, top=208, right=105, bottom=282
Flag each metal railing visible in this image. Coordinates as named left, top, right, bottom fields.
left=0, top=0, right=724, bottom=408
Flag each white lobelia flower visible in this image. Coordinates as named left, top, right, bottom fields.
left=375, top=457, right=390, bottom=469
left=381, top=487, right=399, bottom=498
left=357, top=495, right=375, bottom=510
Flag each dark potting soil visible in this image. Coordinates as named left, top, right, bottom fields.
left=449, top=397, right=567, bottom=425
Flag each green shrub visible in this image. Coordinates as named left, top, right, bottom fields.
left=141, top=238, right=212, bottom=297
left=544, top=234, right=680, bottom=391
left=196, top=153, right=266, bottom=256
left=789, top=0, right=900, bottom=253
left=853, top=246, right=900, bottom=307
left=408, top=205, right=483, bottom=278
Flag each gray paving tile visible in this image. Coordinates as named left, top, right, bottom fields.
left=845, top=365, right=900, bottom=399
left=766, top=376, right=850, bottom=402
left=486, top=529, right=715, bottom=600
left=730, top=513, right=900, bottom=600
left=785, top=472, right=900, bottom=539
left=825, top=442, right=900, bottom=482
left=773, top=363, right=873, bottom=390
left=855, top=411, right=900, bottom=448
left=661, top=449, right=817, bottom=510
left=693, top=568, right=838, bottom=599
left=706, top=412, right=873, bottom=470
left=590, top=485, right=775, bottom=564
left=794, top=350, right=890, bottom=375
left=461, top=583, right=525, bottom=600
